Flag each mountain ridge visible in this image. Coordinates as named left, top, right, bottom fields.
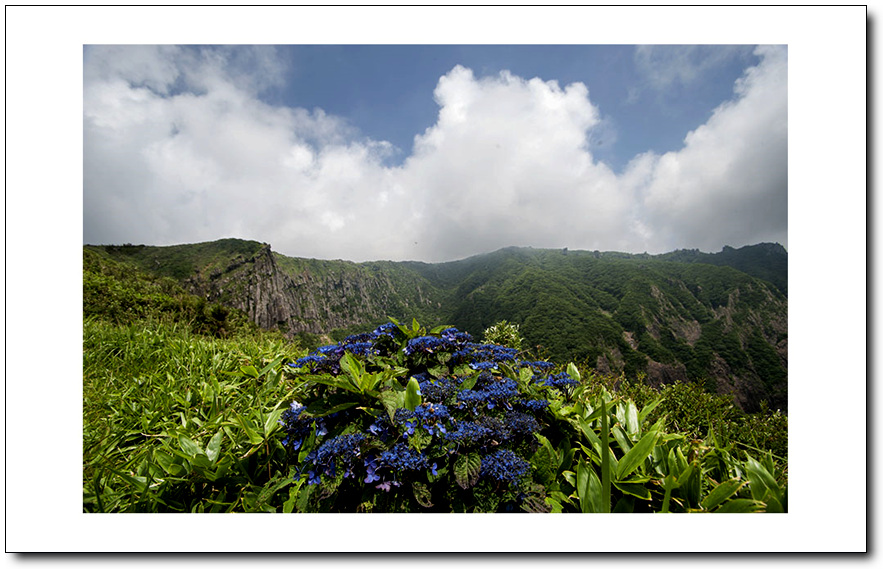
left=85, top=238, right=787, bottom=412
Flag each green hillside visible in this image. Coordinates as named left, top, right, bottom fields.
left=85, top=239, right=787, bottom=411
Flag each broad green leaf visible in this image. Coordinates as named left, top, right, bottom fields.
left=459, top=372, right=480, bottom=391
left=611, top=425, right=633, bottom=454
left=404, top=377, right=422, bottom=412
left=263, top=408, right=284, bottom=437
left=566, top=362, right=581, bottom=383
left=379, top=390, right=405, bottom=422
left=716, top=498, right=764, bottom=513
left=615, top=429, right=659, bottom=480
left=309, top=401, right=360, bottom=418
left=339, top=352, right=362, bottom=381
left=576, top=458, right=602, bottom=513
left=530, top=440, right=555, bottom=486
left=178, top=435, right=202, bottom=457
left=412, top=482, right=434, bottom=508
left=191, top=453, right=212, bottom=470
left=454, top=452, right=481, bottom=489
left=519, top=366, right=533, bottom=386
left=702, top=478, right=746, bottom=511
left=258, top=355, right=285, bottom=377
left=231, top=412, right=264, bottom=445
left=307, top=375, right=361, bottom=394
left=624, top=401, right=639, bottom=437
left=576, top=458, right=590, bottom=513
left=599, top=393, right=611, bottom=513
left=637, top=396, right=664, bottom=425
left=745, top=456, right=782, bottom=506
left=613, top=480, right=651, bottom=501
left=544, top=496, right=564, bottom=513
left=240, top=365, right=259, bottom=378
left=283, top=482, right=302, bottom=514
left=109, top=469, right=149, bottom=493
left=206, top=431, right=223, bottom=463
left=577, top=416, right=603, bottom=456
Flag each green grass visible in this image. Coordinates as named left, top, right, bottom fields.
left=83, top=318, right=306, bottom=512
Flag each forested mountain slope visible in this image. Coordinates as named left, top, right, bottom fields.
left=86, top=240, right=787, bottom=411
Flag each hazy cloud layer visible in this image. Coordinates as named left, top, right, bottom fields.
left=84, top=45, right=787, bottom=262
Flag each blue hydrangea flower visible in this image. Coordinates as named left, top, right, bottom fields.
left=535, top=371, right=579, bottom=391
left=480, top=449, right=530, bottom=487
left=297, top=433, right=366, bottom=484
left=404, top=336, right=447, bottom=355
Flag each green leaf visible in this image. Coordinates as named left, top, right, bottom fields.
left=616, top=428, right=659, bottom=481
left=530, top=439, right=556, bottom=486
left=612, top=480, right=652, bottom=501
left=576, top=457, right=602, bottom=513
left=178, top=435, right=202, bottom=457
left=454, top=452, right=481, bottom=489
left=231, top=412, right=264, bottom=445
left=599, top=393, right=612, bottom=513
left=459, top=371, right=480, bottom=391
left=379, top=390, right=406, bottom=422
left=309, top=401, right=361, bottom=418
left=206, top=431, right=223, bottom=463
left=566, top=362, right=581, bottom=383
left=412, top=482, right=434, bottom=508
left=240, top=365, right=259, bottom=378
left=624, top=401, right=640, bottom=437
left=191, top=453, right=212, bottom=470
left=716, top=498, right=764, bottom=513
left=263, top=408, right=284, bottom=438
left=637, top=396, right=664, bottom=426
left=702, top=478, right=746, bottom=511
left=611, top=425, right=633, bottom=454
left=258, top=355, right=285, bottom=377
left=745, top=456, right=782, bottom=506
left=339, top=352, right=363, bottom=381
left=404, top=377, right=422, bottom=412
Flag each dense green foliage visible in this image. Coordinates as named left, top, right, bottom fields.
left=83, top=319, right=299, bottom=512
left=85, top=239, right=787, bottom=413
left=83, top=314, right=786, bottom=513
left=84, top=248, right=261, bottom=338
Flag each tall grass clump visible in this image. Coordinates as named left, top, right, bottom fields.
left=83, top=318, right=303, bottom=512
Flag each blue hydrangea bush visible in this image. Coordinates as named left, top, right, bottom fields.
left=280, top=318, right=581, bottom=512
left=279, top=318, right=788, bottom=513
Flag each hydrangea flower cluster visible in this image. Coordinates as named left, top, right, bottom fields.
left=394, top=403, right=451, bottom=436
left=457, top=376, right=520, bottom=411
left=280, top=401, right=327, bottom=451
left=297, top=433, right=366, bottom=485
left=416, top=374, right=462, bottom=403
left=289, top=322, right=404, bottom=374
left=364, top=443, right=436, bottom=491
left=444, top=411, right=539, bottom=449
left=452, top=343, right=519, bottom=367
left=536, top=371, right=579, bottom=391
left=279, top=319, right=584, bottom=510
left=480, top=449, right=531, bottom=486
left=521, top=360, right=556, bottom=372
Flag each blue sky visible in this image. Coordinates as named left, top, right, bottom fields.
left=272, top=45, right=758, bottom=172
left=83, top=44, right=786, bottom=262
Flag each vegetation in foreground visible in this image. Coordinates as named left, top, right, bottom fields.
left=83, top=314, right=787, bottom=513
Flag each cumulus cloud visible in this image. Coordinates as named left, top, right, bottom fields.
left=628, top=45, right=788, bottom=252
left=83, top=45, right=787, bottom=262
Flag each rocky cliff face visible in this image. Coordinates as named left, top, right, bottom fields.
left=183, top=244, right=442, bottom=336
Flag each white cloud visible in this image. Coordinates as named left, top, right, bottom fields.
left=630, top=45, right=788, bottom=252
left=83, top=45, right=787, bottom=262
